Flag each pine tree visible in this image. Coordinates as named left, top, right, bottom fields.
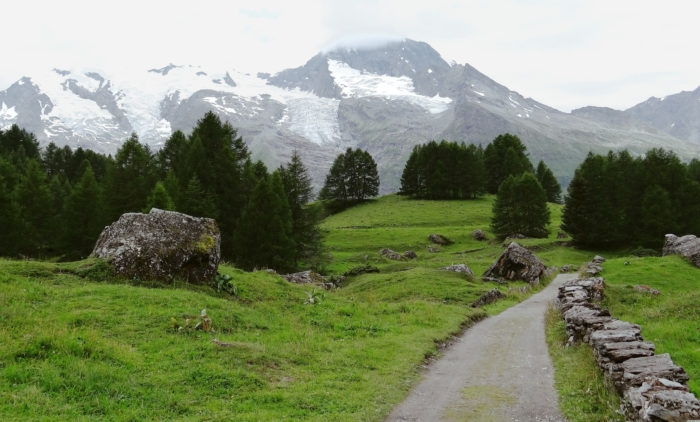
left=235, top=173, right=295, bottom=272
left=62, top=163, right=105, bottom=259
left=535, top=161, right=562, bottom=203
left=279, top=152, right=323, bottom=268
left=399, top=145, right=421, bottom=196
left=105, top=134, right=155, bottom=220
left=320, top=148, right=379, bottom=203
left=15, top=160, right=54, bottom=254
left=179, top=176, right=218, bottom=218
left=491, top=173, right=550, bottom=238
left=483, top=134, right=533, bottom=193
left=638, top=185, right=676, bottom=248
left=0, top=171, right=22, bottom=256
left=144, top=181, right=175, bottom=212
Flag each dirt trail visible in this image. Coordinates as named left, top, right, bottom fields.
left=387, top=273, right=577, bottom=422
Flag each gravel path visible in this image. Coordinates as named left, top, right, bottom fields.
left=387, top=273, right=577, bottom=422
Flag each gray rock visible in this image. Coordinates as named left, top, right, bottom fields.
left=621, top=354, right=690, bottom=387
left=634, top=285, right=661, bottom=295
left=472, top=229, right=487, bottom=241
left=441, top=264, right=474, bottom=278
left=91, top=209, right=220, bottom=283
left=428, top=234, right=453, bottom=245
left=471, top=289, right=505, bottom=308
left=624, top=377, right=700, bottom=421
left=662, top=234, right=700, bottom=267
left=380, top=248, right=418, bottom=261
left=283, top=270, right=326, bottom=285
left=482, top=242, right=546, bottom=285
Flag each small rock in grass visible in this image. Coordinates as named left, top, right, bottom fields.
left=472, top=229, right=487, bottom=241
left=428, top=234, right=453, bottom=245
left=633, top=285, right=661, bottom=295
left=442, top=264, right=474, bottom=278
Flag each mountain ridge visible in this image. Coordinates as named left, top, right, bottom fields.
left=1, top=38, right=698, bottom=191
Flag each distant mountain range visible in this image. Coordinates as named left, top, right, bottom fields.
left=1, top=39, right=698, bottom=191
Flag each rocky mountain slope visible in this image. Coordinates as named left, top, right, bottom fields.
left=1, top=39, right=698, bottom=191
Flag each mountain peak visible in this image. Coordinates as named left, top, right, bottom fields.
left=321, top=35, right=407, bottom=54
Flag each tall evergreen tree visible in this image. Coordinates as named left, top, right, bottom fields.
left=535, top=161, right=562, bottom=203
left=15, top=160, right=54, bottom=254
left=144, top=181, right=175, bottom=212
left=235, top=173, right=295, bottom=272
left=0, top=171, right=22, bottom=256
left=179, top=176, right=218, bottom=219
left=483, top=134, right=533, bottom=193
left=279, top=152, right=323, bottom=267
left=62, top=163, right=105, bottom=259
left=105, top=134, right=155, bottom=220
left=320, top=148, right=379, bottom=203
left=491, top=172, right=550, bottom=238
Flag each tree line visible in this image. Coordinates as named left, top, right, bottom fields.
left=563, top=149, right=700, bottom=249
left=398, top=134, right=561, bottom=239
left=399, top=135, right=561, bottom=203
left=0, top=113, right=324, bottom=272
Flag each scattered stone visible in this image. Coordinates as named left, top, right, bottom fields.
left=428, top=234, right=453, bottom=245
left=441, top=264, right=474, bottom=278
left=482, top=242, right=547, bottom=285
left=482, top=276, right=507, bottom=284
left=472, top=229, right=487, bottom=241
left=634, top=285, right=661, bottom=295
left=560, top=264, right=577, bottom=273
left=343, top=265, right=380, bottom=277
left=662, top=234, right=700, bottom=267
left=282, top=270, right=326, bottom=285
left=380, top=248, right=418, bottom=261
left=91, top=208, right=221, bottom=283
left=471, top=289, right=505, bottom=308
left=380, top=248, right=404, bottom=260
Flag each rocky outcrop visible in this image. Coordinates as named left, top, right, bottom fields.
left=441, top=264, right=474, bottom=278
left=663, top=234, right=700, bottom=267
left=91, top=209, right=221, bottom=283
left=557, top=258, right=700, bottom=421
left=428, top=234, right=453, bottom=245
left=482, top=242, right=547, bottom=284
left=380, top=248, right=417, bottom=261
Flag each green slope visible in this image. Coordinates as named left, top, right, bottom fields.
left=0, top=195, right=597, bottom=420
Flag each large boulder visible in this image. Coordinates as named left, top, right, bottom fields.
left=662, top=234, right=700, bottom=267
left=482, top=242, right=547, bottom=284
left=91, top=209, right=221, bottom=283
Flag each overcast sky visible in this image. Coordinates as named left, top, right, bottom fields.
left=3, top=0, right=699, bottom=112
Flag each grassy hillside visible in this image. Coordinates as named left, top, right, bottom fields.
left=0, top=195, right=596, bottom=420
left=546, top=254, right=700, bottom=422
left=602, top=255, right=699, bottom=394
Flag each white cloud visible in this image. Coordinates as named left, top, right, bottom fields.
left=2, top=0, right=700, bottom=112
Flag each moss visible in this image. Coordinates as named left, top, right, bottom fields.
left=194, top=233, right=216, bottom=253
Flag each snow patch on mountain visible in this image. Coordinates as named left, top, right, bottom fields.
left=327, top=59, right=451, bottom=114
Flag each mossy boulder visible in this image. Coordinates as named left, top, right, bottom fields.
left=91, top=209, right=221, bottom=283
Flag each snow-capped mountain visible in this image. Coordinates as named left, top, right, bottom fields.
left=1, top=39, right=698, bottom=191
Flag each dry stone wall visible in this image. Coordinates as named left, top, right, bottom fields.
left=556, top=257, right=700, bottom=421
